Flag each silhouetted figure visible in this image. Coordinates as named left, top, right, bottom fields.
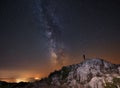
left=83, top=54, right=85, bottom=60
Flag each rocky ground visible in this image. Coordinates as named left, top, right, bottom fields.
left=0, top=58, right=120, bottom=88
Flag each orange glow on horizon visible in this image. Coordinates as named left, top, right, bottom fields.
left=16, top=78, right=28, bottom=83
left=0, top=76, right=41, bottom=83
left=34, top=77, right=40, bottom=80
left=0, top=55, right=119, bottom=83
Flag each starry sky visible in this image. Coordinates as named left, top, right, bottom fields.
left=0, top=0, right=120, bottom=82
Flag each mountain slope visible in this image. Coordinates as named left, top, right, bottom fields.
left=43, top=58, right=120, bottom=88
left=0, top=58, right=120, bottom=88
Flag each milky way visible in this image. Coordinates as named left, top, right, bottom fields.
left=32, top=0, right=65, bottom=64
left=0, top=0, right=120, bottom=82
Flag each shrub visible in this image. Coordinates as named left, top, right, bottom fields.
left=104, top=77, right=120, bottom=88
left=61, top=67, right=70, bottom=80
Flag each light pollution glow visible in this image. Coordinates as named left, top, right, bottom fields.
left=0, top=55, right=77, bottom=83
left=0, top=56, right=119, bottom=83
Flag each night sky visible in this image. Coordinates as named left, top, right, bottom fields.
left=0, top=0, right=120, bottom=82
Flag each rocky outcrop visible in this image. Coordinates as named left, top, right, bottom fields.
left=47, top=58, right=120, bottom=88
left=0, top=58, right=119, bottom=88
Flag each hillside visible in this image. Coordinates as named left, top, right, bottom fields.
left=0, top=58, right=120, bottom=88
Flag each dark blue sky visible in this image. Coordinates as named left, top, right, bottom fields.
left=0, top=0, right=120, bottom=81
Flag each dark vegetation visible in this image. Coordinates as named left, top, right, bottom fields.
left=0, top=81, right=29, bottom=88
left=104, top=78, right=120, bottom=88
